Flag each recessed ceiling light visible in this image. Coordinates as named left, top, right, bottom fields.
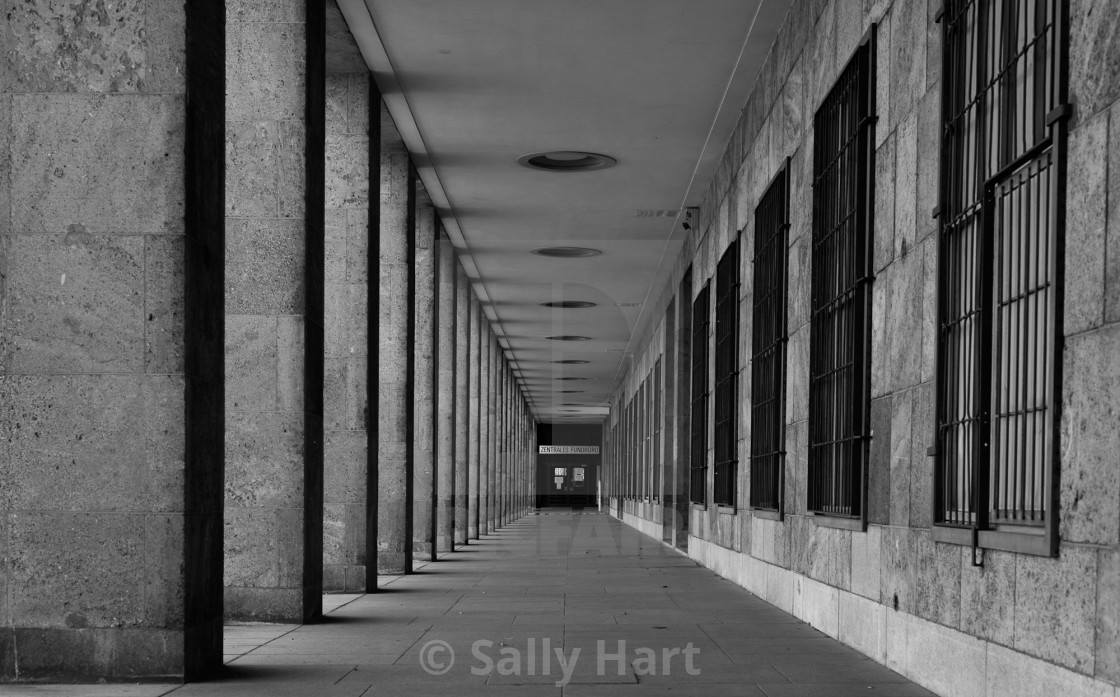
left=518, top=151, right=617, bottom=172
left=541, top=300, right=597, bottom=309
left=552, top=359, right=589, bottom=364
left=548, top=335, right=592, bottom=341
left=531, top=247, right=602, bottom=258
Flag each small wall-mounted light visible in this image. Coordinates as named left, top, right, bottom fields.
left=681, top=207, right=700, bottom=231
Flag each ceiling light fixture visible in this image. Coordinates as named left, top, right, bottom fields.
left=547, top=335, right=592, bottom=341
left=518, top=151, right=617, bottom=172
left=552, top=359, right=589, bottom=364
left=541, top=300, right=597, bottom=309
left=530, top=247, right=601, bottom=258
left=555, top=377, right=585, bottom=381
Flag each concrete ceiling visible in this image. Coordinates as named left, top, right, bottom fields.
left=337, top=0, right=791, bottom=423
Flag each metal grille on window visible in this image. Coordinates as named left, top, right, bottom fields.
left=640, top=379, right=648, bottom=500
left=714, top=240, right=740, bottom=507
left=629, top=398, right=635, bottom=500
left=750, top=164, right=791, bottom=512
left=690, top=283, right=711, bottom=504
left=808, top=33, right=876, bottom=518
left=622, top=401, right=631, bottom=499
left=653, top=359, right=662, bottom=501
left=935, top=0, right=1064, bottom=531
left=644, top=377, right=652, bottom=499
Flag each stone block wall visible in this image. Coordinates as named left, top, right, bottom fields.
left=610, top=0, right=1120, bottom=694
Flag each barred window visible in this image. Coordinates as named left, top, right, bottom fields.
left=808, top=34, right=876, bottom=519
left=714, top=240, right=741, bottom=506
left=690, top=283, right=711, bottom=504
left=628, top=398, right=636, bottom=499
left=653, top=359, right=662, bottom=501
left=645, top=378, right=654, bottom=499
left=622, top=401, right=630, bottom=499
left=750, top=164, right=791, bottom=512
left=935, top=0, right=1064, bottom=552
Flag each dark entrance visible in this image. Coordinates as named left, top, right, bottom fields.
left=536, top=423, right=603, bottom=508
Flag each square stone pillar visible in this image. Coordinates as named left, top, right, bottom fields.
left=478, top=319, right=491, bottom=536
left=0, top=0, right=225, bottom=680
left=453, top=263, right=470, bottom=544
left=223, top=1, right=326, bottom=624
left=488, top=331, right=499, bottom=533
left=413, top=206, right=437, bottom=561
left=322, top=72, right=372, bottom=593
left=468, top=294, right=482, bottom=539
left=435, top=233, right=457, bottom=552
left=376, top=143, right=415, bottom=575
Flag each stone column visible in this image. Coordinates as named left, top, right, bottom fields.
left=412, top=206, right=437, bottom=560
left=435, top=234, right=457, bottom=552
left=478, top=319, right=491, bottom=536
left=322, top=72, right=372, bottom=593
left=224, top=1, right=325, bottom=623
left=493, top=353, right=503, bottom=529
left=453, top=263, right=470, bottom=544
left=0, top=0, right=225, bottom=680
left=468, top=294, right=481, bottom=539
left=485, top=332, right=496, bottom=532
left=376, top=138, right=414, bottom=574
left=499, top=362, right=509, bottom=526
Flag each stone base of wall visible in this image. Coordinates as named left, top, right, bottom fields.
left=613, top=510, right=1116, bottom=697
left=620, top=510, right=662, bottom=542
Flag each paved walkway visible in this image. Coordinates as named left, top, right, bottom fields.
left=7, top=512, right=934, bottom=696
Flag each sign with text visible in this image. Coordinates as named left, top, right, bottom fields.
left=539, top=445, right=600, bottom=455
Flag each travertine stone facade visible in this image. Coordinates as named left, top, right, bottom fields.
left=610, top=0, right=1120, bottom=694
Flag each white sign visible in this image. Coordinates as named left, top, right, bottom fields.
left=539, top=445, right=600, bottom=455
left=573, top=468, right=585, bottom=482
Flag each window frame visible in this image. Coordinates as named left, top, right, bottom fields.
left=713, top=237, right=741, bottom=508
left=653, top=358, right=663, bottom=503
left=749, top=161, right=792, bottom=515
left=690, top=283, right=712, bottom=505
left=931, top=0, right=1068, bottom=558
left=806, top=28, right=877, bottom=528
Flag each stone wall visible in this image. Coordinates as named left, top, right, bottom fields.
left=610, top=0, right=1120, bottom=694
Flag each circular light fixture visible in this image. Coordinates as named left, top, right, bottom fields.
left=518, top=151, right=617, bottom=172
left=552, top=359, right=589, bottom=364
left=530, top=247, right=602, bottom=258
left=547, top=335, right=592, bottom=341
left=541, top=300, right=597, bottom=309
